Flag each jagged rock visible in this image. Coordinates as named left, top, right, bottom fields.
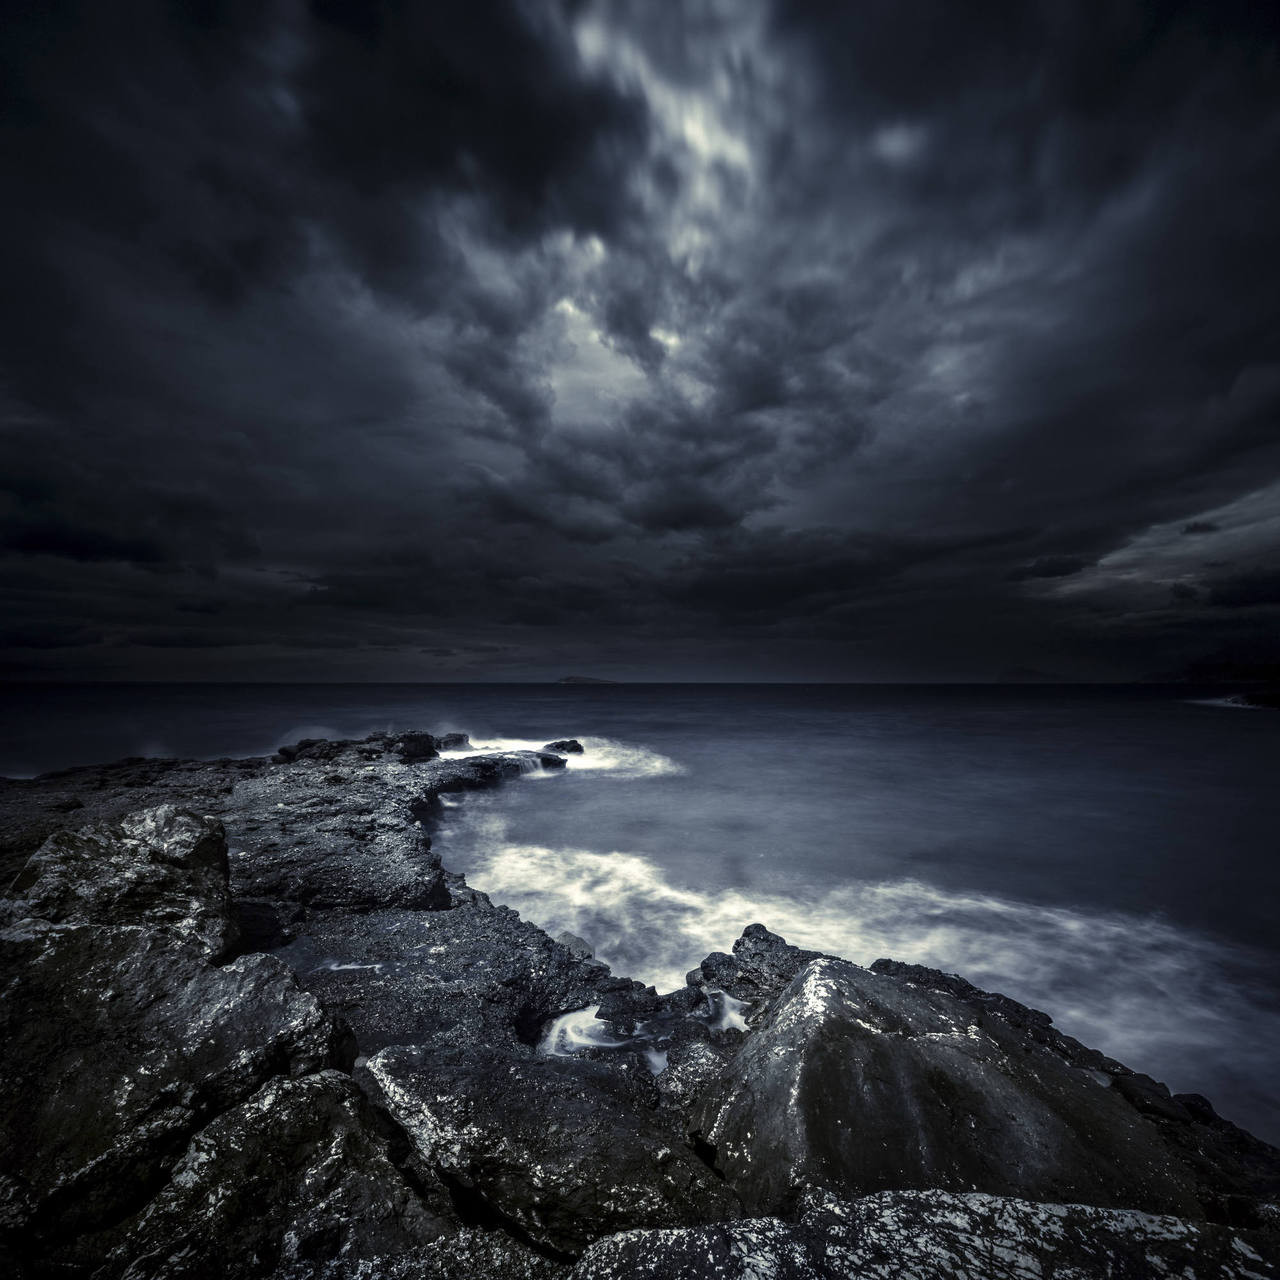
left=0, top=755, right=265, bottom=886
left=656, top=1020, right=737, bottom=1113
left=90, top=1072, right=455, bottom=1279
left=364, top=1045, right=741, bottom=1257
left=436, top=733, right=474, bottom=751
left=277, top=738, right=348, bottom=763
left=568, top=1189, right=1280, bottom=1279
left=555, top=931, right=595, bottom=959
left=280, top=905, right=641, bottom=1056
left=276, top=1230, right=565, bottom=1279
left=870, top=957, right=1280, bottom=1219
left=395, top=732, right=439, bottom=762
left=0, top=918, right=354, bottom=1257
left=226, top=746, right=563, bottom=913
left=7, top=740, right=1280, bottom=1280
left=868, top=958, right=1130, bottom=1073
left=688, top=923, right=825, bottom=1008
left=6, top=805, right=237, bottom=960
left=543, top=740, right=585, bottom=754
left=691, top=955, right=1216, bottom=1218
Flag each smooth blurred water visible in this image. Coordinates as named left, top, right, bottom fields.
left=3, top=681, right=1278, bottom=1141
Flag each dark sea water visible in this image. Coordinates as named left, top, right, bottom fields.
left=3, top=682, right=1278, bottom=1142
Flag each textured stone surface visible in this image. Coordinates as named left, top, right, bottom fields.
left=7, top=805, right=236, bottom=960
left=5, top=742, right=1280, bottom=1279
left=0, top=917, right=353, bottom=1253
left=568, top=1189, right=1280, bottom=1279
left=364, top=1045, right=741, bottom=1257
left=688, top=923, right=826, bottom=1008
left=692, top=956, right=1212, bottom=1218
left=275, top=1231, right=566, bottom=1280
left=281, top=903, right=640, bottom=1056
left=92, top=1072, right=455, bottom=1279
left=226, top=746, right=562, bottom=912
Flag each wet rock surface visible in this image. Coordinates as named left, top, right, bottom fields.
left=0, top=911, right=353, bottom=1254
left=692, top=956, right=1210, bottom=1218
left=2, top=730, right=1278, bottom=1277
left=90, top=1071, right=455, bottom=1280
left=363, top=1046, right=740, bottom=1256
left=570, top=1189, right=1280, bottom=1279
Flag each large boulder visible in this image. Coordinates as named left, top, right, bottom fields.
left=0, top=918, right=354, bottom=1256
left=691, top=956, right=1211, bottom=1218
left=284, top=903, right=641, bottom=1056
left=6, top=806, right=237, bottom=960
left=688, top=923, right=825, bottom=1007
left=229, top=746, right=564, bottom=912
left=364, top=1046, right=741, bottom=1257
left=91, top=1072, right=456, bottom=1279
left=568, top=1189, right=1280, bottom=1280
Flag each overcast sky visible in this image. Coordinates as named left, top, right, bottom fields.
left=3, top=0, right=1279, bottom=680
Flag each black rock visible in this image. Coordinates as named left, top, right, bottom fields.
left=363, top=1045, right=741, bottom=1257
left=869, top=957, right=1129, bottom=1073
left=436, top=732, right=474, bottom=751
left=688, top=922, right=825, bottom=1007
left=555, top=930, right=595, bottom=959
left=281, top=904, right=640, bottom=1057
left=570, top=1188, right=1280, bottom=1279
left=543, top=740, right=585, bottom=754
left=91, top=1071, right=456, bottom=1279
left=7, top=805, right=237, bottom=961
left=0, top=918, right=353, bottom=1255
left=6, top=739, right=1280, bottom=1279
left=395, top=732, right=440, bottom=762
left=690, top=954, right=1214, bottom=1218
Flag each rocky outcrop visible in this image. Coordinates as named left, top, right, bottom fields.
left=2, top=734, right=1278, bottom=1279
left=690, top=956, right=1209, bottom=1218
left=0, top=813, right=362, bottom=1270
left=686, top=922, right=825, bottom=1006
left=7, top=805, right=238, bottom=959
left=570, top=1189, right=1280, bottom=1280
left=543, top=740, right=584, bottom=754
left=364, top=1047, right=740, bottom=1257
left=92, top=1071, right=455, bottom=1280
left=230, top=741, right=564, bottom=913
left=284, top=904, right=640, bottom=1056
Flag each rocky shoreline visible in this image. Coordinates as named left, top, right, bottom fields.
left=2, top=731, right=1278, bottom=1278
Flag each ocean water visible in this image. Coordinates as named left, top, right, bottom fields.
left=3, top=681, right=1278, bottom=1142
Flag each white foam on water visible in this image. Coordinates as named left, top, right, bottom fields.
left=468, top=829, right=1280, bottom=1135
left=706, top=989, right=751, bottom=1032
left=541, top=1005, right=631, bottom=1055
left=1187, top=696, right=1271, bottom=711
left=563, top=736, right=685, bottom=778
left=437, top=735, right=684, bottom=779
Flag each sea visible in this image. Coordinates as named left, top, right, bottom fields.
left=3, top=681, right=1278, bottom=1143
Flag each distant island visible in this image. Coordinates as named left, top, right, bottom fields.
left=557, top=675, right=621, bottom=685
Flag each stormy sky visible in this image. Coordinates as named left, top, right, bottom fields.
left=3, top=0, right=1280, bottom=681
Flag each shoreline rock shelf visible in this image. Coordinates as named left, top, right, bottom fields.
left=1, top=732, right=1277, bottom=1278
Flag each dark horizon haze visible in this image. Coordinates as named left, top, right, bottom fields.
left=4, top=0, right=1280, bottom=682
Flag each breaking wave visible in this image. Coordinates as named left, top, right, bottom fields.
left=439, top=735, right=684, bottom=779
left=466, top=827, right=1280, bottom=1139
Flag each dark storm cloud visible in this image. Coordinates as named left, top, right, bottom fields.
left=1008, top=556, right=1094, bottom=582
left=1207, top=570, right=1280, bottom=610
left=3, top=0, right=1280, bottom=679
